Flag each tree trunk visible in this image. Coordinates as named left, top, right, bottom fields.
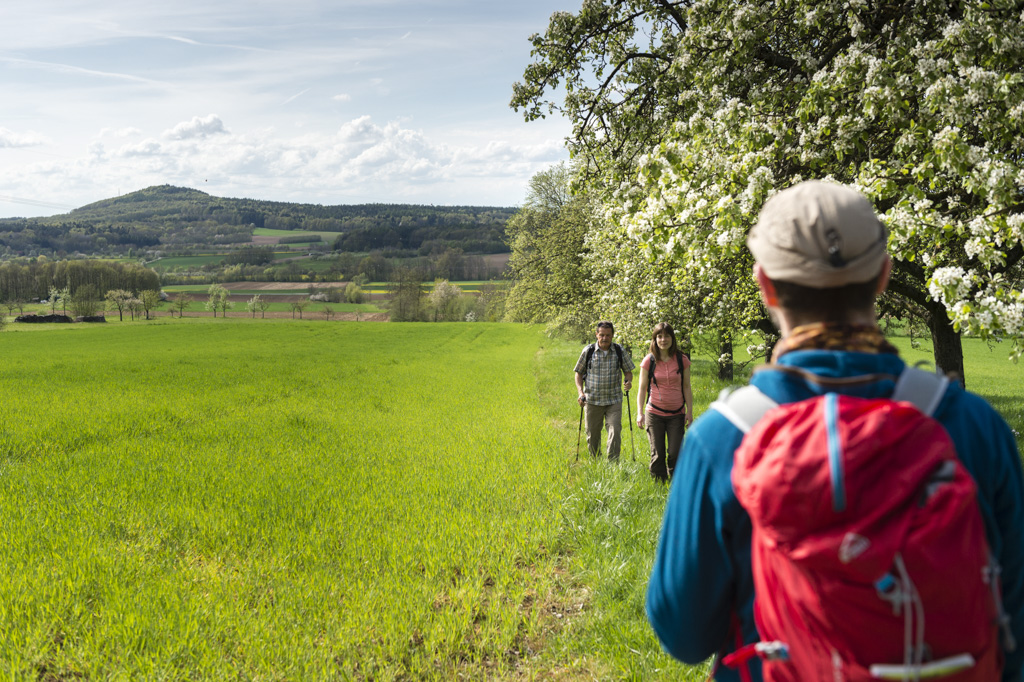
left=754, top=315, right=779, bottom=362
left=718, top=329, right=734, bottom=381
left=927, top=306, right=965, bottom=387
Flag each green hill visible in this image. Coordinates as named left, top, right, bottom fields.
left=0, top=185, right=516, bottom=258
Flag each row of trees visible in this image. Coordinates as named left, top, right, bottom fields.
left=510, top=0, right=1024, bottom=384
left=1, top=286, right=162, bottom=321
left=387, top=270, right=507, bottom=323
left=330, top=225, right=506, bottom=254
left=0, top=259, right=160, bottom=304
left=349, top=248, right=504, bottom=283
left=197, top=284, right=366, bottom=320
left=154, top=248, right=506, bottom=287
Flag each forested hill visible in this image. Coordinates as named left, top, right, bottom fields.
left=0, top=185, right=517, bottom=257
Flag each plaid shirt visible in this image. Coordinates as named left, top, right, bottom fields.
left=575, top=343, right=634, bottom=406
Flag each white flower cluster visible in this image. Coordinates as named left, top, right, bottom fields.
left=928, top=267, right=971, bottom=304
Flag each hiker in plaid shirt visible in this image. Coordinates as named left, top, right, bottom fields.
left=574, top=321, right=635, bottom=461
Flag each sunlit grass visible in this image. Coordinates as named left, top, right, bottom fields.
left=0, top=322, right=568, bottom=679
left=3, top=321, right=1019, bottom=680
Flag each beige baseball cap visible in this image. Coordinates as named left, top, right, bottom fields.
left=747, top=180, right=888, bottom=288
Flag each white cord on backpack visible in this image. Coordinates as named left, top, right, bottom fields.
left=893, top=553, right=925, bottom=682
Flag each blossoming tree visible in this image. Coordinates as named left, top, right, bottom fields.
left=515, top=0, right=1024, bottom=383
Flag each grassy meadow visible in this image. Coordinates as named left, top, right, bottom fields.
left=0, top=318, right=1021, bottom=680
left=0, top=322, right=578, bottom=679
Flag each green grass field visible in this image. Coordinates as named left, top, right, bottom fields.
left=10, top=299, right=383, bottom=318
left=0, top=321, right=1020, bottom=680
left=0, top=322, right=578, bottom=679
left=161, top=285, right=316, bottom=294
left=149, top=254, right=228, bottom=268
left=253, top=228, right=339, bottom=242
left=224, top=301, right=379, bottom=314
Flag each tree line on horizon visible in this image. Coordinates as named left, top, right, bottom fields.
left=0, top=185, right=515, bottom=260
left=0, top=259, right=159, bottom=304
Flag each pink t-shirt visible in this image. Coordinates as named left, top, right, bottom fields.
left=641, top=353, right=690, bottom=416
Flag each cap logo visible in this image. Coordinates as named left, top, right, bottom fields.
left=826, top=228, right=845, bottom=267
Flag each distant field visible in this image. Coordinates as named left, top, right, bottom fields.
left=162, top=281, right=502, bottom=295
left=288, top=258, right=333, bottom=272
left=159, top=284, right=383, bottom=313
left=149, top=254, right=227, bottom=267
left=150, top=252, right=317, bottom=269
left=162, top=284, right=351, bottom=296
left=253, top=228, right=339, bottom=241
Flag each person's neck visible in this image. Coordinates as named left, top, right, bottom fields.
left=775, top=309, right=878, bottom=339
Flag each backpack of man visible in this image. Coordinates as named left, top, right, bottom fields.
left=716, top=367, right=1008, bottom=681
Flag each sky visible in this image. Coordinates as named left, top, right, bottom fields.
left=0, top=0, right=576, bottom=218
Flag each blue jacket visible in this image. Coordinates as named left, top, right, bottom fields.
left=646, top=350, right=1024, bottom=682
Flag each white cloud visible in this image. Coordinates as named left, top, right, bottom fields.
left=0, top=127, right=49, bottom=148
left=162, top=114, right=228, bottom=140
left=118, top=139, right=164, bottom=157
left=0, top=113, right=567, bottom=216
left=332, top=94, right=352, bottom=102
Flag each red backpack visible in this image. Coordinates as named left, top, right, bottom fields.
left=714, top=367, right=1012, bottom=681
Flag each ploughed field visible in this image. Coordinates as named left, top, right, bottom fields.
left=0, top=321, right=569, bottom=679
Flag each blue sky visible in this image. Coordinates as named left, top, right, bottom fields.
left=0, top=0, right=574, bottom=218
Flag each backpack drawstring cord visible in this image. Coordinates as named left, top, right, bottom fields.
left=876, top=554, right=924, bottom=682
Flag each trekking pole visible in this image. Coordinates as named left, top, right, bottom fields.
left=625, top=389, right=635, bottom=462
left=576, top=399, right=584, bottom=461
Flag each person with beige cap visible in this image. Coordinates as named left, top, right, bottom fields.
left=645, top=181, right=1024, bottom=681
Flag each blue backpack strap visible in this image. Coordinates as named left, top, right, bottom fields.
left=710, top=385, right=779, bottom=434
left=891, top=366, right=950, bottom=417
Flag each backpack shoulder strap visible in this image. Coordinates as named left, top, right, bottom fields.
left=710, top=366, right=950, bottom=435
left=649, top=352, right=685, bottom=390
left=891, top=366, right=950, bottom=417
left=613, top=343, right=625, bottom=371
left=581, top=343, right=596, bottom=380
left=710, top=385, right=779, bottom=434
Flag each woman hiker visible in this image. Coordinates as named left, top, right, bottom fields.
left=635, top=322, right=693, bottom=481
